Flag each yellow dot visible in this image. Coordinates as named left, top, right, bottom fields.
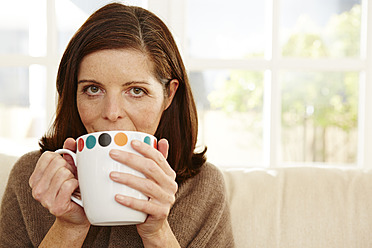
left=114, top=132, right=128, bottom=146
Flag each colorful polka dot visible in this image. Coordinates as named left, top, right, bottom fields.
left=86, top=135, right=96, bottom=149
left=80, top=132, right=156, bottom=150
left=144, top=136, right=151, bottom=145
left=78, top=138, right=84, bottom=152
left=114, top=132, right=128, bottom=146
left=98, top=133, right=111, bottom=147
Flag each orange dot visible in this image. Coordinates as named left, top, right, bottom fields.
left=114, top=132, right=128, bottom=146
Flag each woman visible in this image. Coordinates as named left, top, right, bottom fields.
left=0, top=3, right=234, bottom=247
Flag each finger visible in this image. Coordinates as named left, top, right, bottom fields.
left=63, top=138, right=77, bottom=152
left=50, top=178, right=80, bottom=217
left=42, top=166, right=76, bottom=210
left=130, top=140, right=176, bottom=178
left=157, top=139, right=169, bottom=159
left=62, top=138, right=77, bottom=172
left=110, top=172, right=176, bottom=204
left=109, top=150, right=173, bottom=187
left=115, top=194, right=169, bottom=220
left=31, top=155, right=69, bottom=201
left=29, top=151, right=61, bottom=188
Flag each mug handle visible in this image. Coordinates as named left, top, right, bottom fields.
left=55, top=149, right=83, bottom=207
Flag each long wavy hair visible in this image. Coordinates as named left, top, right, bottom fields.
left=39, top=3, right=206, bottom=183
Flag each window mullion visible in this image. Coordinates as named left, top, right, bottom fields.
left=46, top=0, right=58, bottom=129
left=358, top=0, right=372, bottom=169
left=263, top=0, right=281, bottom=167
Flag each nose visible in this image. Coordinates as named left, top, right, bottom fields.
left=102, top=93, right=124, bottom=122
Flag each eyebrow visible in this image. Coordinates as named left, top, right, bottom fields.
left=77, top=79, right=151, bottom=86
left=124, top=81, right=151, bottom=86
left=77, top=79, right=102, bottom=85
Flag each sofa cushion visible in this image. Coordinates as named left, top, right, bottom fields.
left=2, top=156, right=372, bottom=247
left=223, top=167, right=372, bottom=248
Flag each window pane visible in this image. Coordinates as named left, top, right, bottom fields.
left=56, top=0, right=89, bottom=54
left=56, top=0, right=148, bottom=54
left=187, top=0, right=266, bottom=59
left=190, top=70, right=264, bottom=167
left=280, top=0, right=361, bottom=58
left=0, top=67, right=29, bottom=106
left=281, top=71, right=359, bottom=165
left=0, top=66, right=46, bottom=155
left=0, top=0, right=46, bottom=56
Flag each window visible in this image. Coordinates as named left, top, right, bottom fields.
left=0, top=0, right=48, bottom=156
left=0, top=0, right=147, bottom=156
left=1, top=0, right=371, bottom=169
left=179, top=0, right=372, bottom=168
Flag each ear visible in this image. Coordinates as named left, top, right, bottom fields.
left=164, top=79, right=179, bottom=110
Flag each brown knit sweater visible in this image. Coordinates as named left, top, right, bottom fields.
left=0, top=151, right=235, bottom=247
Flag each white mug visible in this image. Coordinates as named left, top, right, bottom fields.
left=55, top=130, right=157, bottom=226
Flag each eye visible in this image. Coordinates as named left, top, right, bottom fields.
left=84, top=85, right=103, bottom=96
left=129, top=87, right=146, bottom=97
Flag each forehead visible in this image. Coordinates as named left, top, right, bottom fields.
left=78, top=49, right=156, bottom=79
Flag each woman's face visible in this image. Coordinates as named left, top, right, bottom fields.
left=77, top=49, right=177, bottom=135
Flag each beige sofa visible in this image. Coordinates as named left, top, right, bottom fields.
left=2, top=153, right=372, bottom=247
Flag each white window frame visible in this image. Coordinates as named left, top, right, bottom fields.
left=149, top=0, right=372, bottom=169
left=0, top=0, right=58, bottom=130
left=1, top=0, right=371, bottom=168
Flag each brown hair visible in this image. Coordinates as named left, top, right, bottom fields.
left=39, top=3, right=206, bottom=183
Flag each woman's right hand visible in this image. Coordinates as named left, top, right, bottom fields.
left=29, top=138, right=89, bottom=227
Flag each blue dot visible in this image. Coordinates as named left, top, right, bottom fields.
left=86, top=135, right=96, bottom=149
left=144, top=136, right=151, bottom=145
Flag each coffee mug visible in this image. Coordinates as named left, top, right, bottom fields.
left=55, top=130, right=157, bottom=226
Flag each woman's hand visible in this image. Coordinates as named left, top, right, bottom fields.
left=109, top=138, right=180, bottom=246
left=29, top=138, right=89, bottom=228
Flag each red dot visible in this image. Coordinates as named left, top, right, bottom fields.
left=153, top=139, right=157, bottom=149
left=78, top=138, right=84, bottom=152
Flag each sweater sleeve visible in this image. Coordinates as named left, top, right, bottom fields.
left=169, top=163, right=235, bottom=248
left=0, top=151, right=55, bottom=248
left=0, top=155, right=34, bottom=247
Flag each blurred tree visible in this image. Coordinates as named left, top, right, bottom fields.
left=208, top=4, right=360, bottom=163
left=325, top=4, right=361, bottom=57
left=208, top=71, right=263, bottom=113
left=281, top=4, right=360, bottom=162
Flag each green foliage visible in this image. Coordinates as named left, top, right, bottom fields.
left=282, top=4, right=361, bottom=57
left=281, top=72, right=358, bottom=132
left=281, top=4, right=360, bottom=133
left=282, top=33, right=327, bottom=57
left=207, top=4, right=361, bottom=162
left=326, top=4, right=361, bottom=57
left=208, top=71, right=263, bottom=113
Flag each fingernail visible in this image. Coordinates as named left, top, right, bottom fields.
left=110, top=171, right=120, bottom=180
left=110, top=149, right=120, bottom=158
left=132, top=139, right=141, bottom=147
left=116, top=194, right=126, bottom=203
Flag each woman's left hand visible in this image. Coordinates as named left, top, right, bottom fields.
left=109, top=138, right=179, bottom=245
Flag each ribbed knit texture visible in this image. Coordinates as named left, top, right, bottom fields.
left=0, top=151, right=234, bottom=247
